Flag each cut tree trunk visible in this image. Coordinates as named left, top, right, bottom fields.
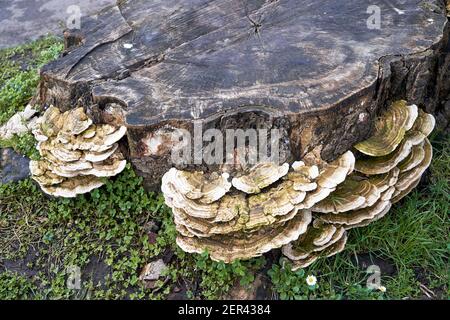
left=38, top=0, right=449, bottom=190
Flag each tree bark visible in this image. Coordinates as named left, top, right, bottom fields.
left=38, top=0, right=449, bottom=190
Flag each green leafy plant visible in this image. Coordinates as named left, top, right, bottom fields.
left=0, top=272, right=41, bottom=300
left=0, top=131, right=39, bottom=159
left=190, top=252, right=266, bottom=299
left=268, top=261, right=315, bottom=300
left=0, top=36, right=63, bottom=158
left=0, top=36, right=63, bottom=125
left=0, top=165, right=174, bottom=299
left=345, top=284, right=385, bottom=300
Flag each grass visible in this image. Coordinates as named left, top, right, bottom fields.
left=0, top=132, right=40, bottom=159
left=268, top=132, right=449, bottom=300
left=0, top=165, right=173, bottom=299
left=0, top=166, right=268, bottom=299
left=0, top=36, right=448, bottom=300
left=0, top=36, right=63, bottom=125
left=0, top=36, right=63, bottom=158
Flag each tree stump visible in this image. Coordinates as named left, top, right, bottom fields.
left=38, top=0, right=449, bottom=190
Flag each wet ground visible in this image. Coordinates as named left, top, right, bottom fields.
left=0, top=0, right=115, bottom=49
left=0, top=148, right=30, bottom=184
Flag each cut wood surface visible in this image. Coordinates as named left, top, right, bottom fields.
left=38, top=0, right=449, bottom=189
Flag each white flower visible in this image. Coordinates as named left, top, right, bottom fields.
left=123, top=43, right=133, bottom=49
left=378, top=285, right=386, bottom=293
left=306, top=275, right=317, bottom=286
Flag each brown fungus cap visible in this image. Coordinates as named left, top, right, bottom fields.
left=231, top=162, right=290, bottom=194
left=397, top=141, right=426, bottom=172
left=319, top=199, right=392, bottom=228
left=355, top=137, right=416, bottom=175
left=282, top=224, right=347, bottom=271
left=30, top=106, right=127, bottom=198
left=300, top=151, right=355, bottom=209
left=40, top=176, right=105, bottom=198
left=288, top=161, right=319, bottom=192
left=395, top=138, right=432, bottom=191
left=60, top=107, right=93, bottom=135
left=167, top=168, right=231, bottom=204
left=317, top=182, right=396, bottom=229
left=368, top=168, right=400, bottom=193
left=355, top=105, right=434, bottom=176
left=354, top=101, right=416, bottom=157
left=282, top=220, right=345, bottom=260
left=176, top=210, right=312, bottom=263
left=312, top=177, right=380, bottom=213
left=391, top=178, right=421, bottom=204
left=345, top=202, right=393, bottom=230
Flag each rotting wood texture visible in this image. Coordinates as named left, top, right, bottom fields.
left=38, top=0, right=449, bottom=190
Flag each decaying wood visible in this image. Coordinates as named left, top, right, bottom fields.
left=38, top=0, right=449, bottom=189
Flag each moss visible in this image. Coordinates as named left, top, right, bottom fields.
left=0, top=132, right=39, bottom=159
left=0, top=36, right=63, bottom=126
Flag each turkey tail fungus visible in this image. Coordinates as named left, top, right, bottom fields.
left=30, top=106, right=127, bottom=198
left=160, top=101, right=435, bottom=267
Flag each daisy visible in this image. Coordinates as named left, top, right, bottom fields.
left=306, top=275, right=317, bottom=286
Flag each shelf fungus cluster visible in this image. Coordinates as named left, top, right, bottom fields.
left=162, top=150, right=355, bottom=262
left=161, top=101, right=435, bottom=268
left=282, top=101, right=435, bottom=269
left=29, top=106, right=127, bottom=197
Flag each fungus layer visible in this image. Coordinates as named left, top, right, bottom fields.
left=281, top=102, right=434, bottom=269
left=30, top=106, right=127, bottom=197
left=354, top=101, right=416, bottom=157
left=161, top=102, right=434, bottom=269
left=231, top=162, right=289, bottom=194
left=282, top=219, right=348, bottom=270
left=355, top=107, right=433, bottom=175
left=176, top=210, right=312, bottom=263
left=313, top=103, right=434, bottom=229
left=300, top=151, right=355, bottom=209
left=162, top=152, right=354, bottom=262
left=312, top=177, right=380, bottom=213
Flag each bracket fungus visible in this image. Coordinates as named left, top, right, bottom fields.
left=231, top=163, right=290, bottom=194
left=282, top=220, right=348, bottom=270
left=392, top=138, right=433, bottom=203
left=300, top=151, right=355, bottom=209
left=30, top=106, right=127, bottom=197
left=164, top=168, right=232, bottom=204
left=354, top=101, right=418, bottom=157
left=312, top=177, right=380, bottom=213
left=161, top=101, right=435, bottom=268
left=279, top=102, right=434, bottom=267
left=351, top=102, right=435, bottom=209
left=161, top=151, right=355, bottom=263
left=354, top=107, right=434, bottom=176
left=176, top=212, right=312, bottom=263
